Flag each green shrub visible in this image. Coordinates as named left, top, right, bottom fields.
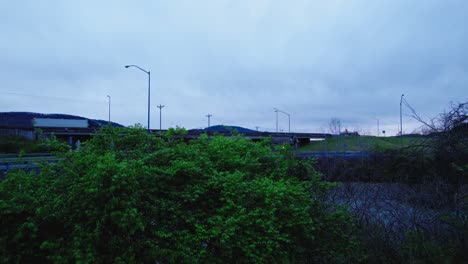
left=0, top=134, right=67, bottom=154
left=0, top=127, right=362, bottom=263
left=0, top=135, right=36, bottom=153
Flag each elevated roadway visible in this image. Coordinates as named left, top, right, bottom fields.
left=36, top=127, right=332, bottom=147
left=185, top=130, right=331, bottom=146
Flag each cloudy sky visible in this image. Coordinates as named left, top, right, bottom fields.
left=1, top=0, right=467, bottom=135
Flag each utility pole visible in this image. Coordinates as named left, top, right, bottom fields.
left=400, top=94, right=404, bottom=148
left=157, top=104, right=165, bottom=132
left=206, top=114, right=212, bottom=128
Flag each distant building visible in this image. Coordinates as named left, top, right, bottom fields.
left=33, top=118, right=88, bottom=128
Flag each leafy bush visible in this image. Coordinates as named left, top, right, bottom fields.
left=0, top=134, right=68, bottom=154
left=0, top=135, right=40, bottom=153
left=0, top=127, right=362, bottom=263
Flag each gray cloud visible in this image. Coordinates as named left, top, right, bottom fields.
left=1, top=0, right=467, bottom=135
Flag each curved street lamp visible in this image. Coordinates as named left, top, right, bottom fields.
left=125, top=65, right=151, bottom=132
left=274, top=108, right=291, bottom=133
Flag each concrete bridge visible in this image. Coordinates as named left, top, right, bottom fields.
left=185, top=129, right=331, bottom=146
left=33, top=127, right=332, bottom=147
left=2, top=126, right=332, bottom=149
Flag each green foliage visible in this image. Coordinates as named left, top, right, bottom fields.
left=39, top=134, right=71, bottom=154
left=0, top=127, right=362, bottom=263
left=299, top=136, right=424, bottom=152
left=0, top=135, right=41, bottom=153
left=164, top=126, right=188, bottom=137
left=0, top=134, right=69, bottom=154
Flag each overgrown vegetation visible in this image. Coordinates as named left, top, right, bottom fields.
left=0, top=134, right=68, bottom=154
left=299, top=135, right=423, bottom=152
left=0, top=135, right=45, bottom=153
left=1, top=102, right=465, bottom=263
left=314, top=101, right=467, bottom=263
left=0, top=126, right=363, bottom=263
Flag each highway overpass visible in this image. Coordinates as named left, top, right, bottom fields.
left=2, top=126, right=332, bottom=148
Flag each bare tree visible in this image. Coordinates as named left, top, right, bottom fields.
left=408, top=102, right=467, bottom=173
left=403, top=100, right=467, bottom=208
left=319, top=101, right=468, bottom=261
left=328, top=117, right=341, bottom=135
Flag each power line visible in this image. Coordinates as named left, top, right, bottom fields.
left=1, top=91, right=136, bottom=107
left=1, top=91, right=105, bottom=105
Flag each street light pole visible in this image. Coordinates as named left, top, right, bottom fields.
left=148, top=71, right=151, bottom=132
left=125, top=65, right=151, bottom=133
left=400, top=94, right=404, bottom=148
left=157, top=104, right=165, bottom=132
left=107, top=95, right=111, bottom=124
left=274, top=108, right=291, bottom=133
left=377, top=119, right=379, bottom=137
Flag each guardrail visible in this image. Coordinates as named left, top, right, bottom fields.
left=0, top=153, right=52, bottom=158
left=0, top=154, right=58, bottom=176
left=295, top=151, right=369, bottom=158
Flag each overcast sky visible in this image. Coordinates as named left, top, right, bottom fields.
left=1, top=0, right=467, bottom=135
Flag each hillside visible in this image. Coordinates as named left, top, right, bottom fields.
left=188, top=125, right=258, bottom=134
